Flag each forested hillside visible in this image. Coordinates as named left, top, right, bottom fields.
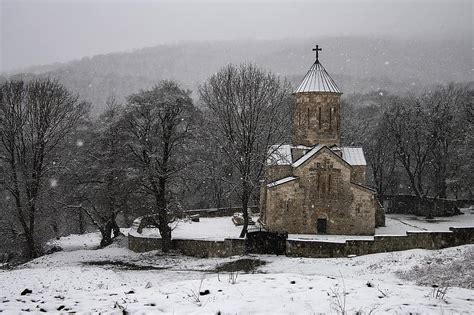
left=3, top=37, right=471, bottom=114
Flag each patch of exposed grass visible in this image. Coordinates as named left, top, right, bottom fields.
left=215, top=258, right=266, bottom=273
left=84, top=260, right=169, bottom=270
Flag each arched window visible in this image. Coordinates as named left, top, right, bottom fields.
left=321, top=175, right=326, bottom=194
left=318, top=107, right=322, bottom=129
left=328, top=174, right=332, bottom=193
left=329, top=107, right=333, bottom=130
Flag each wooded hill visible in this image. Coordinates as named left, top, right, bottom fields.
left=3, top=36, right=471, bottom=114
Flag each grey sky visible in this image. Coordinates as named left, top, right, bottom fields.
left=1, top=0, right=471, bottom=72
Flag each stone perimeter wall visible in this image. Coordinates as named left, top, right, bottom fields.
left=129, top=216, right=474, bottom=258
left=286, top=227, right=474, bottom=258
left=128, top=215, right=246, bottom=257
left=381, top=195, right=468, bottom=216
left=128, top=234, right=246, bottom=258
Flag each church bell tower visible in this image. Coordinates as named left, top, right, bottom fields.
left=293, top=45, right=342, bottom=147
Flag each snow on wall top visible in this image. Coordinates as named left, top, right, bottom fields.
left=294, top=61, right=342, bottom=94
left=341, top=147, right=367, bottom=166
left=267, top=176, right=297, bottom=188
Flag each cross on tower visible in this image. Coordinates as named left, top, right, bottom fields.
left=312, top=45, right=322, bottom=63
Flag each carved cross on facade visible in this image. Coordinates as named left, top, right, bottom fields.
left=309, top=158, right=333, bottom=171
left=313, top=45, right=322, bottom=62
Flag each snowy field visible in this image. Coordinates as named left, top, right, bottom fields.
left=0, top=233, right=472, bottom=314
left=0, top=211, right=473, bottom=314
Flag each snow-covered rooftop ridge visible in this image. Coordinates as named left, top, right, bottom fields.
left=341, top=147, right=367, bottom=166
left=293, top=145, right=312, bottom=150
left=292, top=144, right=323, bottom=168
left=294, top=61, right=342, bottom=94
left=267, top=176, right=297, bottom=188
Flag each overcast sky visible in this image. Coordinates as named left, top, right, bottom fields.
left=1, top=0, right=471, bottom=72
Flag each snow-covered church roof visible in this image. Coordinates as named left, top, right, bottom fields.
left=267, top=144, right=366, bottom=167
left=294, top=61, right=342, bottom=94
left=341, top=147, right=367, bottom=166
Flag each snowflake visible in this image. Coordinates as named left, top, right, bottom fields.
left=50, top=179, right=58, bottom=188
left=77, top=140, right=84, bottom=147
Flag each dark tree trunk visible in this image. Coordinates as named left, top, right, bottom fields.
left=239, top=182, right=250, bottom=238
left=78, top=209, right=86, bottom=234
left=155, top=176, right=172, bottom=252
left=99, top=225, right=113, bottom=248
left=160, top=223, right=172, bottom=252
left=99, top=216, right=122, bottom=247
left=112, top=219, right=121, bottom=238
left=24, top=231, right=38, bottom=258
left=438, top=185, right=447, bottom=199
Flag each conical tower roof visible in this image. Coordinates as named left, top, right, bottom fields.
left=294, top=60, right=341, bottom=94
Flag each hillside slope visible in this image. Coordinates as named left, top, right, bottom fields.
left=4, top=37, right=471, bottom=114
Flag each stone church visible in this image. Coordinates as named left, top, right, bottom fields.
left=260, top=45, right=383, bottom=235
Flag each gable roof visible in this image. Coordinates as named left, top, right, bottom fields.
left=341, top=147, right=367, bottom=166
left=294, top=61, right=342, bottom=94
left=292, top=144, right=323, bottom=167
left=351, top=181, right=376, bottom=193
left=292, top=145, right=352, bottom=169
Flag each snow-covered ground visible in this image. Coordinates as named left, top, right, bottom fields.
left=0, top=238, right=472, bottom=313
left=1, top=229, right=473, bottom=313
left=140, top=216, right=261, bottom=240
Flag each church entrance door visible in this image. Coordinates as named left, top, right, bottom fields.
left=316, top=218, right=327, bottom=234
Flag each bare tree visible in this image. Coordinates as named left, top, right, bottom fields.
left=60, top=98, right=137, bottom=247
left=384, top=95, right=435, bottom=200
left=366, top=119, right=399, bottom=198
left=199, top=64, right=292, bottom=237
left=124, top=81, right=198, bottom=252
left=424, top=83, right=471, bottom=199
left=0, top=79, right=88, bottom=258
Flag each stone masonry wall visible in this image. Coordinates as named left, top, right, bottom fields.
left=350, top=165, right=366, bottom=185
left=128, top=234, right=246, bottom=258
left=286, top=227, right=474, bottom=258
left=264, top=148, right=376, bottom=235
left=381, top=195, right=463, bottom=216
left=293, top=92, right=341, bottom=147
left=128, top=215, right=246, bottom=257
left=265, top=165, right=293, bottom=182
left=128, top=220, right=474, bottom=258
left=346, top=184, right=376, bottom=235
